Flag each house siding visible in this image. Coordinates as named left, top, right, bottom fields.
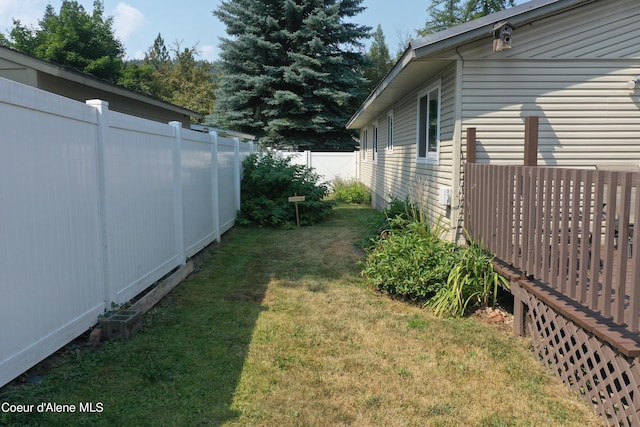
left=461, top=0, right=640, bottom=60
left=461, top=59, right=640, bottom=167
left=356, top=0, right=640, bottom=240
left=360, top=63, right=457, bottom=228
left=456, top=0, right=640, bottom=167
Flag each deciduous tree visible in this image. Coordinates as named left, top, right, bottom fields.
left=120, top=35, right=217, bottom=123
left=4, top=1, right=124, bottom=82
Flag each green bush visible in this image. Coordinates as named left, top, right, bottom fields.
left=361, top=217, right=457, bottom=301
left=331, top=177, right=371, bottom=204
left=361, top=197, right=509, bottom=315
left=239, top=152, right=333, bottom=227
left=426, top=242, right=509, bottom=317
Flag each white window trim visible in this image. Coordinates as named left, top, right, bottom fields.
left=416, top=80, right=441, bottom=165
left=386, top=111, right=394, bottom=154
left=362, top=128, right=368, bottom=162
left=372, top=121, right=379, bottom=164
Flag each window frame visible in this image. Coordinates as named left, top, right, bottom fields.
left=416, top=80, right=441, bottom=165
left=372, top=121, right=378, bottom=164
left=386, top=111, right=394, bottom=153
left=362, top=127, right=368, bottom=162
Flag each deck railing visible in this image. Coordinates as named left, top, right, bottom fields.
left=465, top=163, right=640, bottom=331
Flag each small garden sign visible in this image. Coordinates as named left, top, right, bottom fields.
left=288, top=194, right=305, bottom=227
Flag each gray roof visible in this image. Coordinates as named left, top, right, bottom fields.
left=0, top=45, right=202, bottom=119
left=347, top=0, right=591, bottom=129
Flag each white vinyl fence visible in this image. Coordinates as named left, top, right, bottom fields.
left=279, top=150, right=358, bottom=184
left=0, top=78, right=254, bottom=388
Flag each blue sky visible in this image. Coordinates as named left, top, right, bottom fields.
left=0, top=0, right=526, bottom=62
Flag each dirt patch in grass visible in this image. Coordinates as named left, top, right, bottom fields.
left=0, top=205, right=603, bottom=426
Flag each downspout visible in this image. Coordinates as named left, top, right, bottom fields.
left=450, top=58, right=464, bottom=243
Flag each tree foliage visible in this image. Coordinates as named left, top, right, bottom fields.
left=419, top=0, right=515, bottom=36
left=3, top=0, right=124, bottom=82
left=363, top=24, right=394, bottom=93
left=238, top=152, right=332, bottom=227
left=210, top=0, right=371, bottom=151
left=119, top=35, right=217, bottom=123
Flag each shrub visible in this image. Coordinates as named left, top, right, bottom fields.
left=360, top=196, right=509, bottom=316
left=331, top=177, right=371, bottom=204
left=239, top=152, right=333, bottom=227
left=426, top=242, right=509, bottom=317
left=361, top=217, right=457, bottom=301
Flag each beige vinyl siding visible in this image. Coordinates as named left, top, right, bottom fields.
left=360, top=63, right=457, bottom=229
left=461, top=59, right=640, bottom=167
left=457, top=0, right=640, bottom=167
left=459, top=0, right=640, bottom=60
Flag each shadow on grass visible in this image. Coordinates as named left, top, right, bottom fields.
left=0, top=205, right=377, bottom=427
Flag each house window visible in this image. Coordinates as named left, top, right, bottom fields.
left=387, top=112, right=394, bottom=153
left=417, top=81, right=441, bottom=163
left=362, top=128, right=368, bottom=161
left=372, top=122, right=378, bottom=163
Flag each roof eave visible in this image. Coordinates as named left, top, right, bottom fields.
left=0, top=46, right=202, bottom=119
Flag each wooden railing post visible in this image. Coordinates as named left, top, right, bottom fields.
left=467, top=127, right=476, bottom=164
left=524, top=116, right=539, bottom=166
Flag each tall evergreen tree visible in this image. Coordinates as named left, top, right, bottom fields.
left=4, top=1, right=124, bottom=82
left=419, top=0, right=464, bottom=36
left=211, top=0, right=371, bottom=151
left=419, top=0, right=514, bottom=36
left=364, top=24, right=393, bottom=92
left=464, top=0, right=515, bottom=20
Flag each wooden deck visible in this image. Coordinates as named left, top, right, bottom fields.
left=494, top=243, right=640, bottom=357
left=464, top=163, right=640, bottom=353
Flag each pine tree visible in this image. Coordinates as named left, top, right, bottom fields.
left=211, top=0, right=371, bottom=151
left=464, top=0, right=515, bottom=21
left=419, top=0, right=464, bottom=36
left=418, top=0, right=515, bottom=36
left=364, top=25, right=394, bottom=92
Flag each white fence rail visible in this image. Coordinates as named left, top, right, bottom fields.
left=280, top=150, right=358, bottom=184
left=0, top=78, right=254, bottom=388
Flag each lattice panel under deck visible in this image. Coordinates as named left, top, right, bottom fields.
left=524, top=291, right=640, bottom=426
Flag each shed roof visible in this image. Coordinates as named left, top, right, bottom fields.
left=346, top=0, right=592, bottom=129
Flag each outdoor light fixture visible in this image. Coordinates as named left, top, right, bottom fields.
left=627, top=76, right=640, bottom=90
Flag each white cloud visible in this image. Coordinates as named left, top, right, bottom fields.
left=200, top=45, right=217, bottom=62
left=112, top=2, right=144, bottom=42
left=0, top=0, right=46, bottom=29
left=130, top=49, right=145, bottom=60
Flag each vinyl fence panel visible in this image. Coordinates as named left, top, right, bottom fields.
left=218, top=137, right=239, bottom=234
left=280, top=150, right=357, bottom=183
left=0, top=82, right=105, bottom=388
left=103, top=111, right=180, bottom=305
left=181, top=130, right=216, bottom=258
left=0, top=77, right=254, bottom=388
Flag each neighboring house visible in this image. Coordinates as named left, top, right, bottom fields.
left=347, top=0, right=640, bottom=242
left=0, top=46, right=200, bottom=127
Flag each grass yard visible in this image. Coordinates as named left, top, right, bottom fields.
left=0, top=205, right=602, bottom=426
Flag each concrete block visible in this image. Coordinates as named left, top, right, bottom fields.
left=102, top=310, right=141, bottom=340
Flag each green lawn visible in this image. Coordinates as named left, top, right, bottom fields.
left=0, top=205, right=602, bottom=426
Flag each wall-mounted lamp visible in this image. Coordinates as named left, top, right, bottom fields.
left=627, top=76, right=640, bottom=90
